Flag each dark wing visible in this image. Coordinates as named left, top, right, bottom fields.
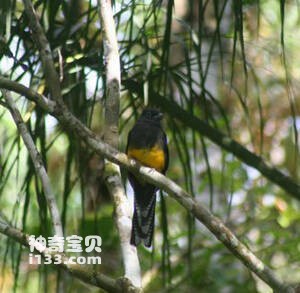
left=162, top=130, right=169, bottom=174
left=125, top=129, right=132, bottom=154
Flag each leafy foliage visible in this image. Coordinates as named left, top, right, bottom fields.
left=0, top=0, right=299, bottom=292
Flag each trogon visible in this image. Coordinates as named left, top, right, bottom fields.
left=126, top=108, right=169, bottom=247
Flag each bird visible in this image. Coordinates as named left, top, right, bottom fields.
left=126, top=108, right=169, bottom=247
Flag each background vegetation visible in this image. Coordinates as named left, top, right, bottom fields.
left=0, top=0, right=299, bottom=292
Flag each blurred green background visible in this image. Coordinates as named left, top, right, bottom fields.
left=0, top=0, right=300, bottom=292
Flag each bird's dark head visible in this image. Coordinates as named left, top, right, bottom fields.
left=140, top=108, right=163, bottom=122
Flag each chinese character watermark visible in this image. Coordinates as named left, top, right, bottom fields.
left=28, top=235, right=102, bottom=265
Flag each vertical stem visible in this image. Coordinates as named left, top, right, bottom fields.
left=97, top=0, right=141, bottom=288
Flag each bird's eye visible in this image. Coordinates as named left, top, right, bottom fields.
left=153, top=112, right=163, bottom=120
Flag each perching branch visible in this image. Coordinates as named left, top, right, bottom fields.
left=1, top=90, right=63, bottom=238
left=98, top=0, right=141, bottom=288
left=0, top=214, right=133, bottom=293
left=0, top=80, right=295, bottom=292
left=54, top=109, right=294, bottom=292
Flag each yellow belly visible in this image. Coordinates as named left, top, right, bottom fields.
left=127, top=145, right=165, bottom=172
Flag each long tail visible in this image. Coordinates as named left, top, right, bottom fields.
left=130, top=184, right=157, bottom=247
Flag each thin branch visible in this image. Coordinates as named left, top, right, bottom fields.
left=22, top=0, right=63, bottom=105
left=97, top=0, right=141, bottom=287
left=0, top=214, right=132, bottom=293
left=1, top=89, right=63, bottom=238
left=0, top=80, right=296, bottom=292
left=0, top=76, right=55, bottom=112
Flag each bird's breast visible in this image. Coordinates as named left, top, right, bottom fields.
left=127, top=145, right=165, bottom=172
